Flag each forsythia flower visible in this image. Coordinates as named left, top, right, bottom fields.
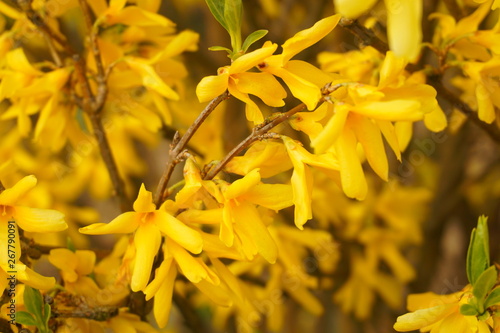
left=79, top=184, right=203, bottom=291
left=0, top=175, right=67, bottom=291
left=204, top=168, right=293, bottom=263
left=196, top=42, right=286, bottom=123
left=310, top=51, right=445, bottom=199
left=394, top=286, right=492, bottom=332
left=258, top=14, right=341, bottom=110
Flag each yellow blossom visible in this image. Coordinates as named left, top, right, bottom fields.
left=394, top=286, right=492, bottom=332
left=204, top=168, right=293, bottom=263
left=258, top=15, right=341, bottom=110
left=79, top=183, right=203, bottom=291
left=0, top=175, right=67, bottom=292
left=196, top=42, right=286, bottom=123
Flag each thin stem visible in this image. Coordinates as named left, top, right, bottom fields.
left=204, top=102, right=307, bottom=180
left=79, top=0, right=108, bottom=111
left=89, top=114, right=131, bottom=211
left=204, top=83, right=343, bottom=180
left=338, top=18, right=389, bottom=55
left=154, top=91, right=230, bottom=207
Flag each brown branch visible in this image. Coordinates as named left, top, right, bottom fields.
left=89, top=113, right=131, bottom=211
left=204, top=83, right=343, bottom=180
left=338, top=17, right=389, bottom=55
left=431, top=78, right=500, bottom=143
left=153, top=91, right=230, bottom=207
left=79, top=0, right=107, bottom=111
left=203, top=103, right=306, bottom=180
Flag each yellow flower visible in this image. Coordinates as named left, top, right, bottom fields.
left=281, top=136, right=339, bottom=229
left=258, top=15, right=341, bottom=110
left=196, top=42, right=286, bottom=123
left=0, top=175, right=67, bottom=292
left=310, top=51, right=445, bottom=199
left=48, top=248, right=104, bottom=304
left=204, top=168, right=293, bottom=263
left=462, top=57, right=500, bottom=124
left=79, top=183, right=203, bottom=291
left=394, top=286, right=492, bottom=332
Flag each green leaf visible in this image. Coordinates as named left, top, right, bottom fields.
left=208, top=45, right=232, bottom=53
left=23, top=286, right=43, bottom=320
left=241, top=30, right=268, bottom=53
left=473, top=265, right=497, bottom=302
left=15, top=311, right=37, bottom=326
left=43, top=303, right=51, bottom=327
left=466, top=215, right=490, bottom=286
left=224, top=0, right=242, bottom=52
left=485, top=287, right=500, bottom=309
left=460, top=303, right=479, bottom=316
left=205, top=0, right=228, bottom=31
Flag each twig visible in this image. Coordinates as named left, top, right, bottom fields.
left=338, top=18, right=389, bottom=55
left=204, top=83, right=343, bottom=180
left=79, top=0, right=108, bottom=111
left=89, top=113, right=131, bottom=211
left=153, top=91, right=230, bottom=207
left=431, top=78, right=500, bottom=143
left=203, top=103, right=307, bottom=180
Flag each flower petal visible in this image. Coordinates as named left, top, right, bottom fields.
left=393, top=304, right=456, bottom=332
left=228, top=80, right=264, bottom=123
left=167, top=238, right=219, bottom=284
left=152, top=262, right=177, bottom=328
left=155, top=210, right=203, bottom=254
left=334, top=125, right=367, bottom=200
left=352, top=100, right=423, bottom=121
left=385, top=0, right=422, bottom=62
left=242, top=184, right=293, bottom=211
left=14, top=207, right=67, bottom=233
left=268, top=67, right=321, bottom=110
left=235, top=72, right=286, bottom=107
left=281, top=15, right=341, bottom=63
left=196, top=74, right=229, bottom=103
left=230, top=42, right=278, bottom=74
left=233, top=203, right=278, bottom=263
left=133, top=184, right=156, bottom=213
left=350, top=114, right=388, bottom=181
left=0, top=175, right=37, bottom=206
left=311, top=104, right=350, bottom=153
left=224, top=168, right=261, bottom=200
left=79, top=212, right=139, bottom=235
left=131, top=224, right=161, bottom=291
